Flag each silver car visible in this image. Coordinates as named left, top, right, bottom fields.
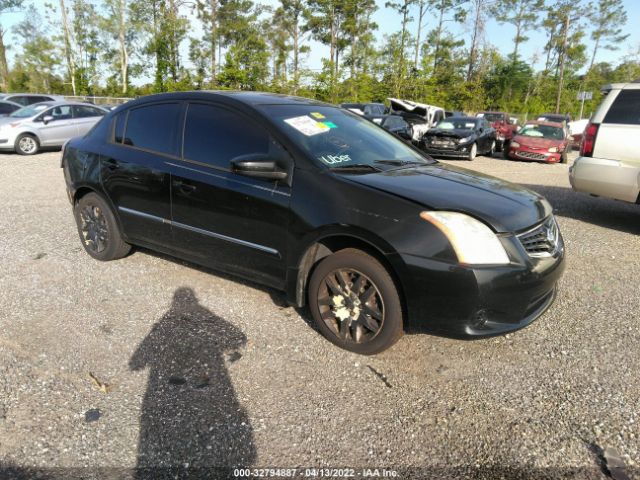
left=0, top=101, right=108, bottom=155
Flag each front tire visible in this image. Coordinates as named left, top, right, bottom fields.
left=73, top=192, right=131, bottom=261
left=308, top=248, right=403, bottom=355
left=467, top=143, right=477, bottom=161
left=15, top=134, right=40, bottom=155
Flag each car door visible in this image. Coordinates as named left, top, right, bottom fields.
left=99, top=103, right=178, bottom=248
left=72, top=105, right=107, bottom=136
left=35, top=105, right=78, bottom=145
left=169, top=102, right=291, bottom=289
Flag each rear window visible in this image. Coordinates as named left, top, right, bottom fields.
left=123, top=103, right=181, bottom=155
left=603, top=90, right=640, bottom=125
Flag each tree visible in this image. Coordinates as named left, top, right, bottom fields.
left=306, top=0, right=348, bottom=77
left=586, top=0, right=628, bottom=72
left=102, top=0, right=140, bottom=94
left=0, top=0, right=23, bottom=91
left=490, top=0, right=545, bottom=63
left=430, top=0, right=467, bottom=72
left=279, top=0, right=310, bottom=93
left=194, top=0, right=220, bottom=84
left=343, top=0, right=377, bottom=98
left=385, top=0, right=415, bottom=95
left=467, top=0, right=489, bottom=81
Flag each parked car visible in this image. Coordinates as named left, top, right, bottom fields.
left=537, top=113, right=571, bottom=127
left=422, top=116, right=497, bottom=160
left=339, top=103, right=387, bottom=117
left=477, top=111, right=517, bottom=151
left=445, top=110, right=465, bottom=118
left=0, top=100, right=22, bottom=117
left=568, top=118, right=589, bottom=149
left=387, top=98, right=446, bottom=142
left=505, top=121, right=570, bottom=163
left=62, top=91, right=565, bottom=354
left=0, top=93, right=65, bottom=106
left=371, top=114, right=414, bottom=141
left=0, top=101, right=108, bottom=155
left=570, top=82, right=640, bottom=204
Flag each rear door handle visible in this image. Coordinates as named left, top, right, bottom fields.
left=173, top=180, right=197, bottom=194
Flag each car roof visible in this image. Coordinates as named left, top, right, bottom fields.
left=480, top=111, right=507, bottom=114
left=445, top=116, right=478, bottom=122
left=124, top=91, right=332, bottom=110
left=602, top=82, right=640, bottom=91
left=29, top=100, right=106, bottom=108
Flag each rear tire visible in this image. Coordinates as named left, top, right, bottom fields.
left=15, top=134, right=40, bottom=155
left=73, top=192, right=131, bottom=261
left=308, top=248, right=403, bottom=355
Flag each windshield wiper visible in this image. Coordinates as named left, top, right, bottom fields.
left=329, top=163, right=382, bottom=173
left=374, top=159, right=429, bottom=167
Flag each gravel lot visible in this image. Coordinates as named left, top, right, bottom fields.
left=0, top=150, right=638, bottom=479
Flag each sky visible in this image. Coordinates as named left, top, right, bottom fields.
left=2, top=0, right=639, bottom=79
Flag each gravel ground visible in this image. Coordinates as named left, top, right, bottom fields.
left=0, top=150, right=638, bottom=479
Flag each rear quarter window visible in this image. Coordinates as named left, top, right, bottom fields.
left=603, top=90, right=640, bottom=125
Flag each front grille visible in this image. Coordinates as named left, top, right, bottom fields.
left=516, top=151, right=547, bottom=161
left=518, top=216, right=560, bottom=257
left=428, top=138, right=456, bottom=148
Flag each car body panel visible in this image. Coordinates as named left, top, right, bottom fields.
left=507, top=121, right=569, bottom=163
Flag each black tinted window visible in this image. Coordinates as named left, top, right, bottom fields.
left=183, top=103, right=269, bottom=168
left=73, top=105, right=105, bottom=118
left=603, top=90, right=640, bottom=125
left=10, top=96, right=29, bottom=106
left=0, top=103, right=18, bottom=114
left=113, top=113, right=126, bottom=143
left=124, top=103, right=180, bottom=155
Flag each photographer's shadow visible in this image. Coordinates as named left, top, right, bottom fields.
left=130, top=287, right=256, bottom=478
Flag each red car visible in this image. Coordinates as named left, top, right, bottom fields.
left=477, top=111, right=517, bottom=151
left=505, top=121, right=570, bottom=163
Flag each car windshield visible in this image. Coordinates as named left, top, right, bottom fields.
left=435, top=119, right=477, bottom=130
left=263, top=105, right=433, bottom=169
left=518, top=124, right=564, bottom=140
left=482, top=113, right=504, bottom=122
left=9, top=104, right=49, bottom=118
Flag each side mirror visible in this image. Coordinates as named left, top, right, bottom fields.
left=42, top=115, right=54, bottom=125
left=231, top=154, right=288, bottom=181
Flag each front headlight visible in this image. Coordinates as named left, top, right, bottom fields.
left=458, top=136, right=473, bottom=144
left=420, top=211, right=510, bottom=265
left=510, top=141, right=520, bottom=148
left=548, top=147, right=558, bottom=153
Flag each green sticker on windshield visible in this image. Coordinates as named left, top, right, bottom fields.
left=322, top=121, right=337, bottom=129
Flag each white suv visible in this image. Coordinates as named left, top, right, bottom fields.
left=569, top=82, right=640, bottom=204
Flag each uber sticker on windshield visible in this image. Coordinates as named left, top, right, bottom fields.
left=284, top=115, right=330, bottom=136
left=319, top=154, right=351, bottom=165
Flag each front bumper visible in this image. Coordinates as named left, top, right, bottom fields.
left=396, top=234, right=565, bottom=338
left=509, top=147, right=561, bottom=163
left=423, top=144, right=472, bottom=158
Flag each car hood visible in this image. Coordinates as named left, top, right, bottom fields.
left=514, top=135, right=562, bottom=149
left=0, top=116, right=20, bottom=126
left=344, top=163, right=552, bottom=233
left=426, top=128, right=474, bottom=138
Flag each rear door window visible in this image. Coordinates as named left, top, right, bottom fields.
left=0, top=103, right=18, bottom=114
left=123, top=103, right=181, bottom=155
left=183, top=103, right=269, bottom=169
left=73, top=105, right=106, bottom=118
left=603, top=90, right=640, bottom=125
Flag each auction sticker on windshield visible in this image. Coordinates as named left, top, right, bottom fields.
left=284, top=115, right=331, bottom=136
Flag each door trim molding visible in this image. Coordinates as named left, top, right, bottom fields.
left=118, top=206, right=280, bottom=257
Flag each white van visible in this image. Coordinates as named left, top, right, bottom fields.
left=569, top=82, right=640, bottom=204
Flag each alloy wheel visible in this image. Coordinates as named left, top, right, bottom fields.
left=79, top=205, right=109, bottom=253
left=18, top=137, right=37, bottom=154
left=317, top=268, right=385, bottom=344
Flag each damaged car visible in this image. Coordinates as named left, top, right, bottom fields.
left=422, top=116, right=497, bottom=160
left=388, top=98, right=445, bottom=143
left=505, top=121, right=570, bottom=163
left=62, top=91, right=565, bottom=354
left=477, top=111, right=517, bottom=151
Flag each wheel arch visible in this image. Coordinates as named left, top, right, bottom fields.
left=289, top=231, right=409, bottom=326
left=72, top=185, right=127, bottom=238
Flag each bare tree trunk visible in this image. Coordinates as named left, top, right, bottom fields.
left=413, top=1, right=425, bottom=70
left=433, top=2, right=444, bottom=71
left=0, top=27, right=10, bottom=91
left=588, top=36, right=600, bottom=72
left=555, top=15, right=570, bottom=113
left=467, top=0, right=483, bottom=81
left=293, top=24, right=299, bottom=93
left=118, top=0, right=128, bottom=94
left=59, top=0, right=77, bottom=95
left=210, top=0, right=218, bottom=84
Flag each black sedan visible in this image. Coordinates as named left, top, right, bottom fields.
left=62, top=92, right=564, bottom=354
left=422, top=116, right=497, bottom=160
